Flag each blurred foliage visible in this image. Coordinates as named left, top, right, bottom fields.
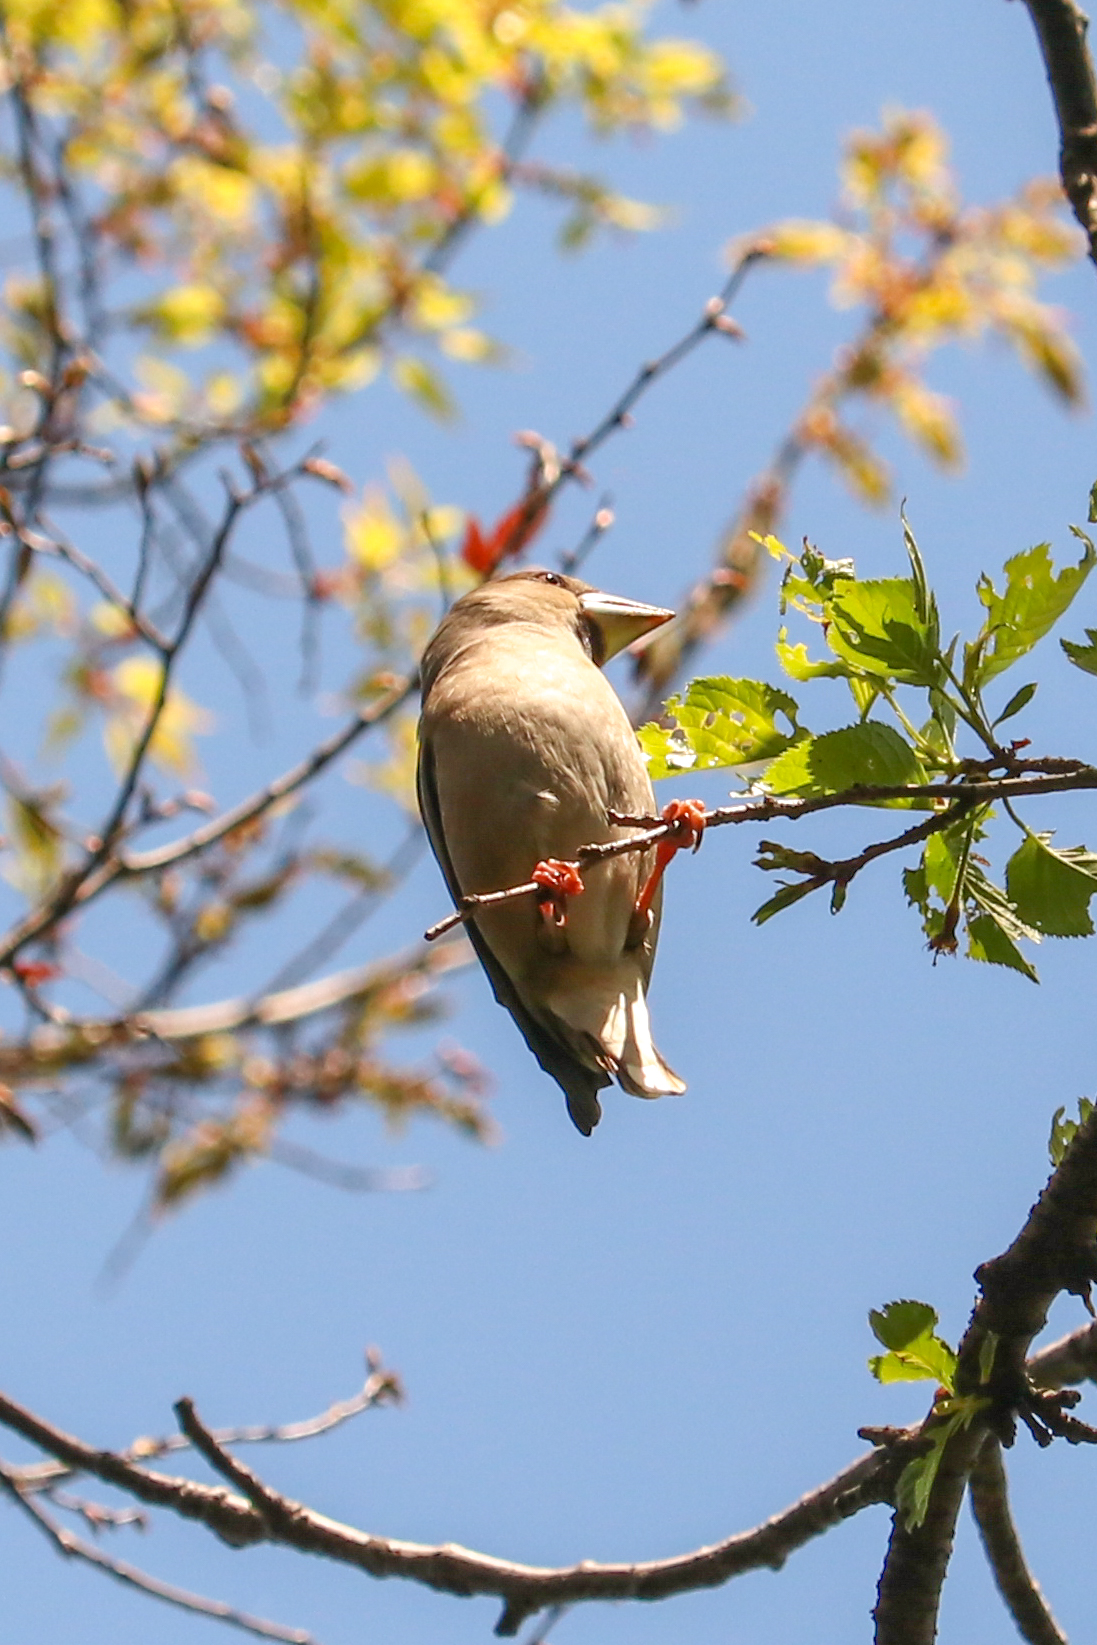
left=0, top=4, right=1088, bottom=1214
left=0, top=0, right=730, bottom=431
left=635, top=109, right=1084, bottom=695
left=0, top=0, right=729, bottom=1200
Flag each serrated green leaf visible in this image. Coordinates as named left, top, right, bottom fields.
left=869, top=1300, right=940, bottom=1351
left=1006, top=832, right=1097, bottom=938
left=903, top=863, right=929, bottom=913
left=993, top=682, right=1037, bottom=726
left=848, top=676, right=881, bottom=719
left=923, top=829, right=963, bottom=902
left=868, top=1300, right=957, bottom=1390
left=1061, top=627, right=1097, bottom=676
left=896, top=1439, right=944, bottom=1530
left=966, top=911, right=1039, bottom=982
left=638, top=677, right=802, bottom=780
left=869, top=1339, right=958, bottom=1386
left=765, top=721, right=926, bottom=798
left=969, top=539, right=1096, bottom=686
left=826, top=577, right=942, bottom=686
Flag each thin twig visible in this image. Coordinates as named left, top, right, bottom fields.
left=423, top=764, right=1097, bottom=940
left=0, top=675, right=416, bottom=969
left=0, top=1460, right=315, bottom=1645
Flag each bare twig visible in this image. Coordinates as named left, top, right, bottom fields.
left=969, top=1438, right=1068, bottom=1645
left=13, top=1358, right=402, bottom=1496
left=0, top=674, right=416, bottom=968
left=0, top=1460, right=315, bottom=1645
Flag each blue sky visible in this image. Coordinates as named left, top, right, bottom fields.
left=5, top=3, right=1097, bottom=1643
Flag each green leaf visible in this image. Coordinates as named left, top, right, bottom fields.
left=968, top=538, right=1096, bottom=687
left=751, top=878, right=821, bottom=926
left=1061, top=627, right=1097, bottom=676
left=992, top=682, right=1037, bottom=727
left=848, top=676, right=881, bottom=720
left=775, top=628, right=850, bottom=681
left=639, top=677, right=802, bottom=780
left=895, top=1398, right=986, bottom=1530
left=1089, top=479, right=1097, bottom=524
left=869, top=1300, right=940, bottom=1352
left=966, top=911, right=1039, bottom=982
left=1049, top=1097, right=1095, bottom=1165
left=896, top=1432, right=947, bottom=1530
left=826, top=577, right=942, bottom=687
left=1006, top=832, right=1097, bottom=938
left=868, top=1300, right=957, bottom=1390
left=765, top=721, right=926, bottom=798
left=902, top=513, right=933, bottom=625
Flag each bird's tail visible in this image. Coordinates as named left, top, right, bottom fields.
left=545, top=973, right=685, bottom=1100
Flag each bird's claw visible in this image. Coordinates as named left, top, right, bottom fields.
left=633, top=799, right=707, bottom=925
left=661, top=798, right=707, bottom=854
left=532, top=858, right=585, bottom=928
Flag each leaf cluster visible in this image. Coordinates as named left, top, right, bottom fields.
left=641, top=514, right=1097, bottom=979
left=867, top=1300, right=991, bottom=1530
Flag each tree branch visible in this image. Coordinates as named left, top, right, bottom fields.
left=1019, top=0, right=1097, bottom=262
left=424, top=765, right=1097, bottom=940
left=0, top=1460, right=315, bottom=1645
left=968, top=1437, right=1068, bottom=1645
left=874, top=1102, right=1097, bottom=1644
left=1028, top=1318, right=1097, bottom=1387
left=0, top=1378, right=896, bottom=1637
left=0, top=675, right=416, bottom=969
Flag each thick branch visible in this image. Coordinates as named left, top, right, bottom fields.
left=1020, top=0, right=1097, bottom=261
left=968, top=1438, right=1067, bottom=1645
left=874, top=1104, right=1097, bottom=1643
left=872, top=1419, right=983, bottom=1645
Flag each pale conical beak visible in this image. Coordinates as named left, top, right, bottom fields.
left=578, top=590, right=675, bottom=662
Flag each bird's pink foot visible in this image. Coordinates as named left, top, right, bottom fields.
left=633, top=799, right=706, bottom=923
left=532, top=858, right=585, bottom=929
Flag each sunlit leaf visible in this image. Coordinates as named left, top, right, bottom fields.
left=639, top=677, right=803, bottom=780
left=968, top=538, right=1096, bottom=687
left=1005, top=832, right=1097, bottom=938
left=764, top=721, right=925, bottom=797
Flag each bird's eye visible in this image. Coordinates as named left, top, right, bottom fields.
left=538, top=571, right=563, bottom=587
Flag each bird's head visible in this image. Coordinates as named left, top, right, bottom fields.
left=421, top=569, right=674, bottom=695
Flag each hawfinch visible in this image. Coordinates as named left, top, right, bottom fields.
left=417, top=569, right=686, bottom=1134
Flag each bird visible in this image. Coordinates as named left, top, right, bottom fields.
left=417, top=568, right=688, bottom=1134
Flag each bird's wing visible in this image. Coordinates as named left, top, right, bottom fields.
left=416, top=737, right=608, bottom=1134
